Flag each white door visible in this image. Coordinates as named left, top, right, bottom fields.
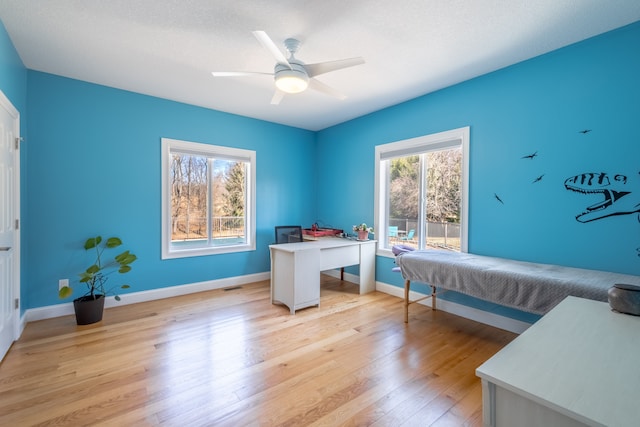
left=0, top=90, right=20, bottom=361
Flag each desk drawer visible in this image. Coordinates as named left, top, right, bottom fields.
left=320, top=244, right=359, bottom=270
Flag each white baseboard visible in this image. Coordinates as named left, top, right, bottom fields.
left=24, top=272, right=271, bottom=323
left=322, top=268, right=358, bottom=283
left=375, top=282, right=531, bottom=334
left=22, top=270, right=530, bottom=335
left=321, top=270, right=530, bottom=334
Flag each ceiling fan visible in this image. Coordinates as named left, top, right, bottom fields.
left=212, top=31, right=365, bottom=105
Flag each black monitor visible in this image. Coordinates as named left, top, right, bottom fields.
left=274, top=225, right=304, bottom=244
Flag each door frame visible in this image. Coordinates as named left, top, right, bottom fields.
left=0, top=89, right=21, bottom=346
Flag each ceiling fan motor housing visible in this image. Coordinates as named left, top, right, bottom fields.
left=274, top=61, right=309, bottom=93
left=213, top=32, right=363, bottom=101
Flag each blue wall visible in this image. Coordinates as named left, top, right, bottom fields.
left=318, top=22, right=640, bottom=318
left=0, top=21, right=26, bottom=114
left=23, top=73, right=316, bottom=309
left=2, top=18, right=640, bottom=319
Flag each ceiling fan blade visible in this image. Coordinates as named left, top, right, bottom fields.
left=304, top=57, right=365, bottom=77
left=211, top=71, right=273, bottom=77
left=252, top=31, right=291, bottom=68
left=270, top=89, right=285, bottom=105
left=308, top=78, right=347, bottom=100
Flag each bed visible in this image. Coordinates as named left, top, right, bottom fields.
left=395, top=249, right=640, bottom=323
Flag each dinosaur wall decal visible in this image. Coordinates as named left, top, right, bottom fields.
left=564, top=172, right=640, bottom=223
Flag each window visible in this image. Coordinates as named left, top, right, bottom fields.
left=375, top=127, right=469, bottom=255
left=161, top=138, right=256, bottom=259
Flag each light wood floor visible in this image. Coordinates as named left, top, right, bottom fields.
left=0, top=275, right=516, bottom=426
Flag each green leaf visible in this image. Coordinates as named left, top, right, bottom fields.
left=86, top=264, right=100, bottom=274
left=123, top=255, right=137, bottom=265
left=115, top=251, right=137, bottom=264
left=106, top=237, right=122, bottom=248
left=114, top=295, right=121, bottom=301
left=70, top=235, right=136, bottom=300
left=114, top=251, right=129, bottom=263
left=84, top=236, right=101, bottom=250
left=58, top=286, right=73, bottom=299
left=121, top=284, right=130, bottom=289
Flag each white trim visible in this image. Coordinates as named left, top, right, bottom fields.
left=23, top=269, right=531, bottom=335
left=375, top=281, right=532, bottom=334
left=0, top=90, right=21, bottom=345
left=322, top=268, right=358, bottom=284
left=24, top=272, right=270, bottom=323
left=460, top=127, right=469, bottom=253
left=284, top=269, right=531, bottom=334
left=160, top=137, right=257, bottom=259
left=374, top=126, right=469, bottom=256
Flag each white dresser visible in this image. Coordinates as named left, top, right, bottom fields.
left=476, top=296, right=640, bottom=427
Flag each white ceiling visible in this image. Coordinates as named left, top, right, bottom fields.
left=1, top=1, right=639, bottom=131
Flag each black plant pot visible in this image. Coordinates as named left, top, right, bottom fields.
left=73, top=294, right=105, bottom=325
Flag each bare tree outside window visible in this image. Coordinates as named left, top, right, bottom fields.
left=211, top=160, right=246, bottom=241
left=162, top=138, right=255, bottom=259
left=388, top=148, right=462, bottom=250
left=171, top=154, right=207, bottom=241
left=426, top=149, right=462, bottom=224
left=170, top=155, right=247, bottom=244
left=376, top=127, right=468, bottom=254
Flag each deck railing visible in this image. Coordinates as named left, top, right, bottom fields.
left=172, top=216, right=245, bottom=241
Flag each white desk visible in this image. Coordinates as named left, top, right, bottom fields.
left=269, top=238, right=376, bottom=314
left=476, top=296, right=640, bottom=427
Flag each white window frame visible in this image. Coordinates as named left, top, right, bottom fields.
left=374, top=127, right=469, bottom=257
left=161, top=137, right=256, bottom=259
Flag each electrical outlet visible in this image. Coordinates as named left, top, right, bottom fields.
left=59, top=279, right=69, bottom=290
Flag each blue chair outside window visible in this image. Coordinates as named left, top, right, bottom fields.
left=401, top=229, right=415, bottom=241
left=388, top=226, right=398, bottom=238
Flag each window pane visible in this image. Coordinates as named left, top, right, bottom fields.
left=162, top=138, right=256, bottom=259
left=385, top=148, right=461, bottom=251
left=388, top=155, right=419, bottom=248
left=376, top=127, right=468, bottom=255
left=211, top=159, right=247, bottom=246
left=170, top=154, right=208, bottom=242
left=425, top=148, right=461, bottom=251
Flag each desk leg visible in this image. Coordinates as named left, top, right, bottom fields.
left=358, top=242, right=376, bottom=294
left=269, top=247, right=276, bottom=305
left=481, top=380, right=496, bottom=427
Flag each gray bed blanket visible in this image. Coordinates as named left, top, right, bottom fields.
left=396, top=250, right=640, bottom=315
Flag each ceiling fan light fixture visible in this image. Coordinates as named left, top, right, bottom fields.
left=214, top=32, right=364, bottom=103
left=275, top=69, right=309, bottom=94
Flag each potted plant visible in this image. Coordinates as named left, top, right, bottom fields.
left=353, top=223, right=373, bottom=241
left=59, top=236, right=137, bottom=325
